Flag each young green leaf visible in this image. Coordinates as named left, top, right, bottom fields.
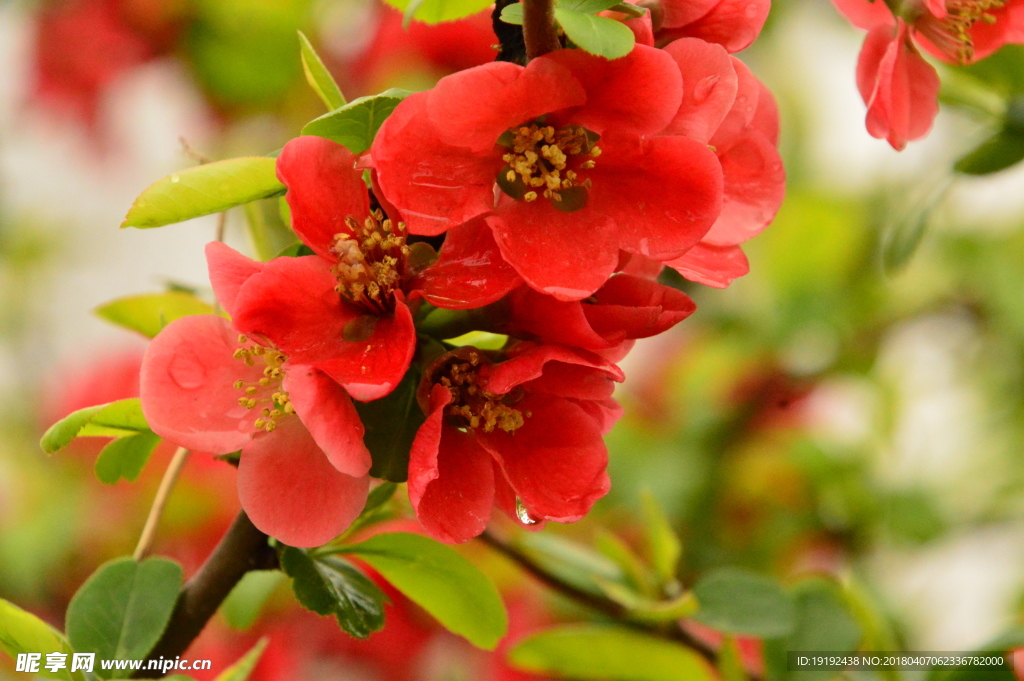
left=513, top=531, right=626, bottom=598
left=280, top=547, right=386, bottom=639
left=641, top=490, right=682, bottom=586
left=221, top=571, right=285, bottom=631
left=302, top=89, right=411, bottom=156
left=95, top=291, right=215, bottom=339
left=717, top=636, right=749, bottom=681
left=0, top=599, right=84, bottom=681
left=554, top=8, right=635, bottom=59
left=355, top=368, right=425, bottom=482
left=595, top=580, right=698, bottom=623
left=94, top=431, right=162, bottom=484
left=954, top=128, right=1024, bottom=175
left=42, top=398, right=150, bottom=453
left=214, top=638, right=268, bottom=681
left=500, top=3, right=524, bottom=23
left=340, top=532, right=507, bottom=649
left=243, top=199, right=298, bottom=262
left=382, top=0, right=494, bottom=24
left=558, top=0, right=620, bottom=13
left=691, top=567, right=796, bottom=638
left=65, top=557, right=183, bottom=679
left=509, top=624, right=715, bottom=681
left=122, top=157, right=284, bottom=229
left=594, top=530, right=656, bottom=596
left=297, top=31, right=345, bottom=110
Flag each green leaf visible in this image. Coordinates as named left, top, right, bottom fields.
left=66, top=557, right=183, bottom=679
left=641, top=490, right=682, bottom=586
left=509, top=624, right=714, bottom=681
left=221, top=571, right=284, bottom=631
left=297, top=31, right=345, bottom=110
left=122, top=157, right=284, bottom=229
left=559, top=0, right=620, bottom=13
left=244, top=199, right=298, bottom=262
left=214, top=638, right=268, bottom=681
left=500, top=3, right=523, bottom=23
left=382, top=0, right=494, bottom=24
left=302, top=89, right=411, bottom=156
left=554, top=8, right=635, bottom=59
left=691, top=567, right=796, bottom=638
left=513, top=532, right=625, bottom=598
left=355, top=368, right=425, bottom=482
left=42, top=398, right=150, bottom=453
left=718, top=636, right=748, bottom=681
left=595, top=580, right=698, bottom=623
left=363, top=482, right=398, bottom=514
left=341, top=532, right=507, bottom=649
left=0, top=599, right=84, bottom=681
left=594, top=531, right=655, bottom=596
left=955, top=128, right=1024, bottom=175
left=95, top=292, right=216, bottom=338
left=280, top=547, right=386, bottom=639
left=94, top=431, right=162, bottom=484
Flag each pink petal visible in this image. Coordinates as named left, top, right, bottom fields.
left=661, top=38, right=738, bottom=144
left=238, top=417, right=369, bottom=547
left=659, top=0, right=720, bottom=29
left=676, top=0, right=771, bottom=52
left=704, top=129, right=786, bottom=246
left=206, top=242, right=263, bottom=318
left=830, top=0, right=895, bottom=30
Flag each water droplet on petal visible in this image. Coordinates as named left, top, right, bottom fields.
left=745, top=3, right=758, bottom=18
left=515, top=497, right=538, bottom=525
left=693, top=75, right=720, bottom=103
left=168, top=349, right=206, bottom=389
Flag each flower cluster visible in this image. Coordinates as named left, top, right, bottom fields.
left=832, top=0, right=1024, bottom=149
left=139, top=3, right=784, bottom=547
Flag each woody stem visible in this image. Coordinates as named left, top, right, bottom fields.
left=522, top=0, right=561, bottom=59
left=133, top=446, right=190, bottom=561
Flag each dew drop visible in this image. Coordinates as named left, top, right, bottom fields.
left=744, top=3, right=758, bottom=18
left=167, top=350, right=206, bottom=389
left=515, top=497, right=538, bottom=525
left=693, top=75, right=720, bottom=103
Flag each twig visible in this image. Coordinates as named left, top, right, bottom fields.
left=133, top=447, right=190, bottom=561
left=478, top=530, right=762, bottom=680
left=134, top=511, right=277, bottom=678
left=522, top=0, right=560, bottom=59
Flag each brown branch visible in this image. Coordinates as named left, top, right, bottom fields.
left=134, top=447, right=190, bottom=561
left=479, top=530, right=763, bottom=681
left=522, top=0, right=560, bottom=60
left=134, top=511, right=278, bottom=678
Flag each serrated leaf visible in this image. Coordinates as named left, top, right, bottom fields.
left=382, top=0, right=494, bottom=24
left=554, top=8, right=634, bottom=59
left=280, top=547, right=386, bottom=639
left=341, top=532, right=507, bottom=649
left=298, top=31, right=345, bottom=110
left=302, top=89, right=411, bottom=156
left=66, top=557, right=183, bottom=679
left=559, top=0, right=620, bottom=13
left=94, top=431, right=162, bottom=484
left=95, top=292, right=215, bottom=339
left=500, top=3, right=523, bottom=23
left=955, top=128, right=1024, bottom=175
left=0, top=599, right=84, bottom=681
left=355, top=368, right=425, bottom=482
left=221, top=571, right=284, bottom=631
left=691, top=567, right=796, bottom=638
left=641, top=491, right=682, bottom=586
left=122, top=157, right=284, bottom=229
left=509, top=624, right=715, bottom=681
left=42, top=398, right=150, bottom=453
left=214, top=638, right=268, bottom=681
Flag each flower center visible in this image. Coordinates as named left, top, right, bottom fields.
left=916, top=0, right=1006, bottom=63
left=331, top=209, right=411, bottom=315
left=436, top=350, right=530, bottom=433
left=497, top=123, right=601, bottom=212
left=232, top=336, right=294, bottom=433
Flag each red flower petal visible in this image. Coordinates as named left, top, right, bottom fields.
left=426, top=58, right=586, bottom=152
left=830, top=0, right=894, bottom=30
left=661, top=38, right=738, bottom=144
left=704, top=130, right=785, bottom=246
left=492, top=460, right=547, bottom=530
left=277, top=136, right=371, bottom=259
left=622, top=11, right=655, bottom=46
left=752, top=80, right=781, bottom=146
left=282, top=366, right=372, bottom=477
left=521, top=361, right=621, bottom=402
left=372, top=92, right=499, bottom=236
left=709, top=57, right=761, bottom=149
left=478, top=393, right=610, bottom=522
left=411, top=217, right=522, bottom=310
left=238, top=417, right=369, bottom=547
left=586, top=273, right=696, bottom=340
left=590, top=134, right=723, bottom=260
left=659, top=0, right=720, bottom=29
left=666, top=242, right=749, bottom=288
left=572, top=397, right=624, bottom=435
left=482, top=342, right=623, bottom=395
left=486, top=202, right=619, bottom=301
left=543, top=45, right=683, bottom=137
left=205, top=242, right=263, bottom=318
left=501, top=286, right=613, bottom=349
left=140, top=315, right=256, bottom=453
left=673, top=0, right=770, bottom=52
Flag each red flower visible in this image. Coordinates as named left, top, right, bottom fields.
left=833, top=0, right=1024, bottom=149
left=637, top=0, right=771, bottom=53
left=408, top=344, right=623, bottom=543
left=218, top=135, right=520, bottom=402
left=487, top=273, right=696, bottom=359
left=140, top=314, right=371, bottom=547
left=656, top=38, right=785, bottom=287
left=371, top=45, right=724, bottom=300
